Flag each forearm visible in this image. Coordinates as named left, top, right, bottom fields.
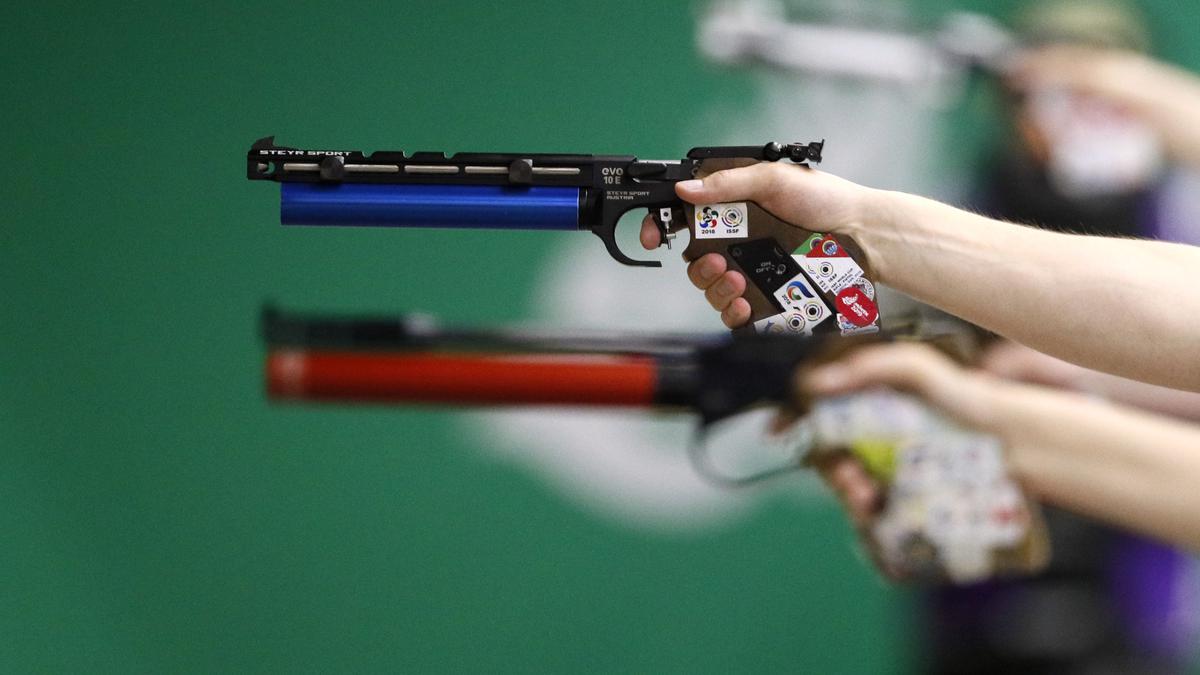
left=851, top=190, right=1200, bottom=390
left=1077, top=371, right=1200, bottom=422
left=989, top=382, right=1200, bottom=550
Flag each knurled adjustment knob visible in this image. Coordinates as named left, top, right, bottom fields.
left=319, top=155, right=346, bottom=181
left=508, top=159, right=533, bottom=185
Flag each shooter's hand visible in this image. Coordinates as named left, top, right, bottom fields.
left=805, top=342, right=1200, bottom=551
left=1010, top=46, right=1200, bottom=166
left=639, top=165, right=881, bottom=328
left=801, top=343, right=1006, bottom=525
left=1009, top=47, right=1163, bottom=111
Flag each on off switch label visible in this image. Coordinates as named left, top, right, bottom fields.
left=694, top=202, right=748, bottom=239
left=728, top=238, right=803, bottom=307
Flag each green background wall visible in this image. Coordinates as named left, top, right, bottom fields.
left=4, top=2, right=1200, bottom=672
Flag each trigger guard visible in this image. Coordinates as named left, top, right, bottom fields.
left=589, top=224, right=662, bottom=268
left=687, top=419, right=814, bottom=487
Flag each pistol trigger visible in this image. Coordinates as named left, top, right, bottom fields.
left=656, top=207, right=676, bottom=250
left=589, top=221, right=662, bottom=268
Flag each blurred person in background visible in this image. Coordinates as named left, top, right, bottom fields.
left=933, top=3, right=1200, bottom=673
left=645, top=2, right=1200, bottom=672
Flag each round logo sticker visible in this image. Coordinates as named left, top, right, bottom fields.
left=785, top=281, right=815, bottom=302
left=835, top=287, right=878, bottom=327
left=786, top=313, right=807, bottom=332
left=852, top=277, right=876, bottom=300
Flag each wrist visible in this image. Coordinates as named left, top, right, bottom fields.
left=981, top=381, right=1046, bottom=487
left=985, top=382, right=1104, bottom=490
left=844, top=187, right=903, bottom=283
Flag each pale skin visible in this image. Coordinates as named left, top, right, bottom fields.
left=980, top=341, right=1200, bottom=422
left=638, top=48, right=1200, bottom=550
left=1008, top=46, right=1200, bottom=167
left=641, top=168, right=1200, bottom=391
left=805, top=344, right=1200, bottom=551
left=976, top=46, right=1200, bottom=420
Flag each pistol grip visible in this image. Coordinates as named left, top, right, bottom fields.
left=681, top=204, right=820, bottom=322
left=678, top=161, right=876, bottom=334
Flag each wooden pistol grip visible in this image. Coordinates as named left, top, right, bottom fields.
left=678, top=159, right=875, bottom=327
left=682, top=203, right=819, bottom=323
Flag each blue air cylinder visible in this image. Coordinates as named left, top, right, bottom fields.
left=280, top=183, right=581, bottom=231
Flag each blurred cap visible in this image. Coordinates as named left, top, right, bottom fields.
left=1015, top=0, right=1151, bottom=52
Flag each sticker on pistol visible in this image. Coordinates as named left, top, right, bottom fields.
left=837, top=314, right=881, bottom=336
left=810, top=391, right=1046, bottom=584
left=728, top=239, right=803, bottom=303
left=694, top=203, right=749, bottom=239
left=835, top=287, right=879, bottom=327
left=794, top=232, right=827, bottom=256
left=798, top=235, right=867, bottom=295
left=753, top=313, right=788, bottom=335
left=772, top=273, right=833, bottom=334
left=807, top=235, right=849, bottom=258
left=851, top=277, right=876, bottom=300
left=753, top=310, right=819, bottom=336
left=800, top=262, right=862, bottom=296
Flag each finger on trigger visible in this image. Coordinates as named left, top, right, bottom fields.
left=639, top=214, right=661, bottom=250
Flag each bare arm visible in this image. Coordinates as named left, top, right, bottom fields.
left=859, top=188, right=1200, bottom=390
left=982, top=341, right=1200, bottom=422
left=805, top=344, right=1200, bottom=551
left=642, top=165, right=1200, bottom=390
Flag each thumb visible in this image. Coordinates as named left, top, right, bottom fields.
left=675, top=162, right=783, bottom=204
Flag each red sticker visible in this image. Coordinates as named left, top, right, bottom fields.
left=835, top=287, right=878, bottom=326
left=805, top=235, right=849, bottom=258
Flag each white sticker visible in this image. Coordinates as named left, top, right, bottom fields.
left=753, top=313, right=789, bottom=335
left=852, top=277, right=876, bottom=300
left=694, top=202, right=749, bottom=239
left=984, top=483, right=1027, bottom=546
left=796, top=254, right=864, bottom=295
left=753, top=309, right=819, bottom=336
left=771, top=272, right=832, bottom=332
left=836, top=314, right=881, bottom=336
left=809, top=390, right=1036, bottom=582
